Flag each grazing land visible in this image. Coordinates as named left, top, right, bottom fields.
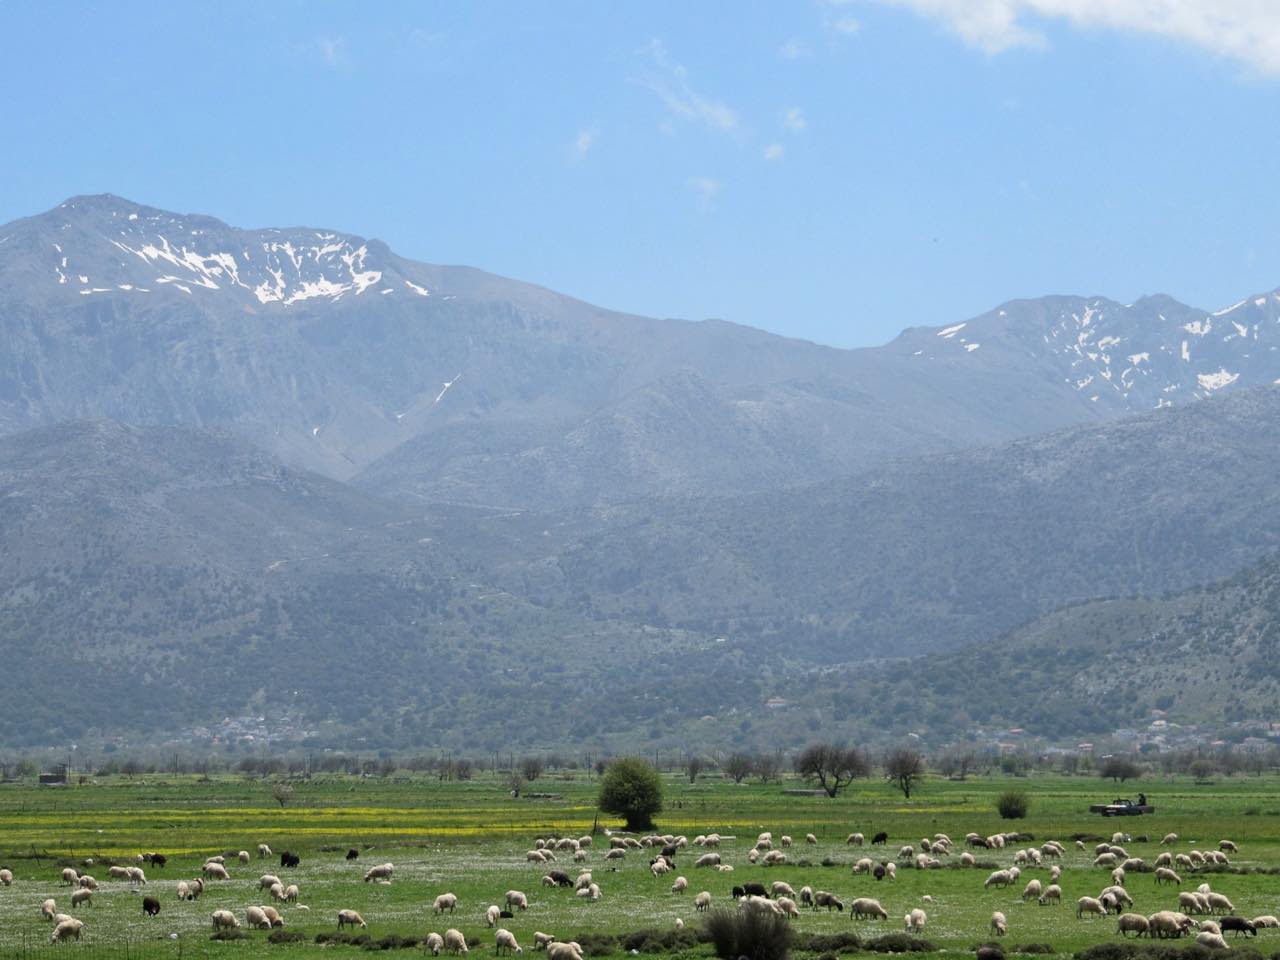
left=1, top=773, right=1278, bottom=960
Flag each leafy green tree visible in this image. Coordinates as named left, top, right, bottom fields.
left=794, top=743, right=870, bottom=798
left=598, top=758, right=663, bottom=830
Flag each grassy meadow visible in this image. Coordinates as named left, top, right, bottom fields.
left=1, top=771, right=1278, bottom=960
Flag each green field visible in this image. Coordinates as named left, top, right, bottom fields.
left=1, top=772, right=1277, bottom=960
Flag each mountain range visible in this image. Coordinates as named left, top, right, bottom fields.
left=3, top=194, right=1280, bottom=752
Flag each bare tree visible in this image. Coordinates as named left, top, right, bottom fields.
left=794, top=743, right=871, bottom=798
left=271, top=782, right=295, bottom=808
left=686, top=755, right=705, bottom=783
left=724, top=752, right=754, bottom=784
left=884, top=748, right=924, bottom=799
left=754, top=753, right=781, bottom=784
left=519, top=756, right=544, bottom=782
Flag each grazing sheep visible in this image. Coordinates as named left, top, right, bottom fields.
left=905, top=908, right=927, bottom=933
left=546, top=943, right=581, bottom=960
left=259, top=874, right=282, bottom=890
left=1112, top=867, right=1126, bottom=886
left=261, top=906, right=284, bottom=928
left=1050, top=866, right=1062, bottom=882
left=506, top=890, right=529, bottom=911
left=1161, top=834, right=1178, bottom=845
left=238, top=851, right=250, bottom=864
left=444, top=928, right=469, bottom=955
left=1200, top=921, right=1222, bottom=936
left=1207, top=893, right=1236, bottom=914
left=779, top=836, right=791, bottom=847
left=806, top=833, right=818, bottom=845
left=42, top=899, right=56, bottom=920
left=604, top=849, right=625, bottom=862
left=486, top=905, right=501, bottom=927
left=1196, top=932, right=1229, bottom=950
left=1077, top=897, right=1107, bottom=919
left=695, top=891, right=712, bottom=912
left=337, top=909, right=367, bottom=930
left=851, top=897, right=889, bottom=920
left=1117, top=913, right=1150, bottom=938
left=1155, top=867, right=1182, bottom=886
left=258, top=844, right=272, bottom=859
left=434, top=893, right=459, bottom=915
left=1094, top=853, right=1118, bottom=868
left=885, top=862, right=897, bottom=880
left=1154, top=852, right=1173, bottom=867
left=363, top=863, right=394, bottom=883
left=70, top=889, right=92, bottom=908
left=990, top=912, right=1007, bottom=937
left=1219, top=841, right=1238, bottom=853
left=284, top=884, right=299, bottom=903
left=495, top=928, right=523, bottom=955
left=205, top=856, right=225, bottom=865
left=176, top=881, right=190, bottom=901
left=202, top=863, right=229, bottom=880
left=1252, top=916, right=1280, bottom=929
left=533, top=933, right=555, bottom=951
left=694, top=853, right=720, bottom=868
left=985, top=870, right=1014, bottom=890
left=762, top=850, right=787, bottom=866
left=960, top=853, right=975, bottom=867
left=527, top=851, right=548, bottom=864
left=853, top=858, right=875, bottom=874
left=1039, top=885, right=1062, bottom=906
left=126, top=866, right=146, bottom=885
left=77, top=875, right=97, bottom=890
left=108, top=866, right=130, bottom=880
left=51, top=918, right=83, bottom=943
left=212, top=909, right=240, bottom=931
left=848, top=833, right=865, bottom=846
left=270, top=883, right=286, bottom=902
left=1147, top=911, right=1193, bottom=939
left=1022, top=879, right=1043, bottom=902
left=771, top=881, right=796, bottom=900
left=1220, top=917, right=1256, bottom=938
left=60, top=868, right=78, bottom=886
left=814, top=891, right=843, bottom=912
left=142, top=897, right=160, bottom=917
left=671, top=876, right=688, bottom=894
left=246, top=906, right=271, bottom=930
left=650, top=859, right=670, bottom=877
left=799, top=886, right=814, bottom=908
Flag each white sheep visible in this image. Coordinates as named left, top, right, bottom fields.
left=486, top=905, right=501, bottom=927
left=70, top=889, right=92, bottom=908
left=270, top=883, right=286, bottom=902
left=1077, top=897, right=1106, bottom=919
left=777, top=897, right=800, bottom=918
left=78, top=875, right=98, bottom=890
left=262, top=906, right=284, bottom=928
left=108, top=866, right=130, bottom=880
left=533, top=932, right=556, bottom=951
left=848, top=833, right=865, bottom=846
left=546, top=943, right=581, bottom=960
left=851, top=897, right=888, bottom=920
left=805, top=833, right=818, bottom=845
left=202, top=863, right=229, bottom=880
left=211, top=909, right=240, bottom=930
left=337, top=909, right=367, bottom=929
left=238, top=850, right=250, bottom=864
left=1039, top=885, right=1062, bottom=906
left=905, top=908, right=926, bottom=934
left=984, top=870, right=1013, bottom=889
left=1161, top=833, right=1178, bottom=845
left=364, top=863, right=394, bottom=883
left=495, top=928, right=523, bottom=955
left=127, top=866, right=146, bottom=885
left=444, top=928, right=468, bottom=954
left=991, top=911, right=1007, bottom=936
left=246, top=906, right=271, bottom=930
left=1022, top=879, right=1042, bottom=901
left=60, top=868, right=78, bottom=886
left=257, top=844, right=272, bottom=859
left=51, top=918, right=83, bottom=943
left=284, top=884, right=299, bottom=902
left=671, top=876, right=688, bottom=894
left=424, top=933, right=445, bottom=956
left=1155, top=867, right=1182, bottom=886
left=433, top=893, right=459, bottom=915
left=1196, top=932, right=1228, bottom=950
left=1117, top=914, right=1150, bottom=938
left=506, top=890, right=529, bottom=911
left=42, top=899, right=56, bottom=920
left=694, top=891, right=712, bottom=912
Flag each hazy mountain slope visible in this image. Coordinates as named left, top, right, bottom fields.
left=491, top=386, right=1280, bottom=660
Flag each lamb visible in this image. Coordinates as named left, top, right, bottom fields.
left=238, top=851, right=250, bottom=864
left=246, top=906, right=271, bottom=930
left=848, top=833, right=865, bottom=846
left=851, top=897, right=889, bottom=920
left=533, top=933, right=556, bottom=951
left=777, top=897, right=800, bottom=918
left=761, top=850, right=787, bottom=866
left=1220, top=917, right=1256, bottom=938
left=202, top=863, right=229, bottom=880
left=337, top=910, right=367, bottom=929
left=262, top=907, right=284, bottom=927
left=1038, top=885, right=1062, bottom=906
left=363, top=863, right=394, bottom=883
left=771, top=881, right=796, bottom=900
left=799, top=886, right=814, bottom=908
left=506, top=890, right=529, bottom=911
left=495, top=928, right=523, bottom=955
left=1077, top=897, right=1107, bottom=918
left=1155, top=867, right=1182, bottom=886
left=990, top=912, right=1007, bottom=937
left=1196, top=932, right=1229, bottom=950
left=434, top=893, right=459, bottom=915
left=212, top=909, right=240, bottom=930
left=694, top=891, right=712, bottom=912
left=270, top=883, right=286, bottom=902
left=284, top=884, right=299, bottom=902
left=486, top=905, right=502, bottom=927
left=1022, top=879, right=1043, bottom=901
left=42, top=899, right=56, bottom=920
left=259, top=874, right=282, bottom=890
left=70, top=889, right=92, bottom=908
left=671, top=876, right=688, bottom=894
left=779, top=836, right=791, bottom=847
left=805, top=833, right=818, bottom=845
left=257, top=844, right=272, bottom=859
left=814, top=891, right=844, bottom=912
left=51, top=918, right=83, bottom=943
left=1117, top=914, right=1150, bottom=938
left=142, top=897, right=160, bottom=917
left=60, top=868, right=78, bottom=886
left=444, top=928, right=469, bottom=954
left=905, top=908, right=927, bottom=933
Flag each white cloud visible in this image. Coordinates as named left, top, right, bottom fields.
left=821, top=0, right=863, bottom=35
left=783, top=107, right=807, bottom=132
left=315, top=36, right=347, bottom=68
left=638, top=39, right=739, bottom=132
left=573, top=129, right=597, bottom=157
left=779, top=37, right=814, bottom=59
left=687, top=176, right=721, bottom=210
left=764, top=143, right=786, bottom=161
left=875, top=0, right=1280, bottom=73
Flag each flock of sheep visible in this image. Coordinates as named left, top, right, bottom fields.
left=4, top=825, right=1273, bottom=952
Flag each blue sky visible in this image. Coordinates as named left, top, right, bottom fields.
left=2, top=1, right=1279, bottom=348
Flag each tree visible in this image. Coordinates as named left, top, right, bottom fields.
left=686, top=755, right=704, bottom=783
left=598, top=758, right=663, bottom=831
left=519, top=756, right=544, bottom=783
left=794, top=743, right=870, bottom=798
left=938, top=748, right=977, bottom=780
left=1099, top=756, right=1142, bottom=783
left=724, top=752, right=754, bottom=784
left=754, top=753, right=781, bottom=784
left=884, top=748, right=924, bottom=799
left=271, top=782, right=294, bottom=808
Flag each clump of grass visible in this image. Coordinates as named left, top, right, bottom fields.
left=267, top=930, right=308, bottom=945
left=865, top=934, right=937, bottom=953
left=797, top=932, right=861, bottom=954
left=996, top=790, right=1031, bottom=819
left=573, top=933, right=618, bottom=957
left=211, top=929, right=249, bottom=941
left=703, top=907, right=792, bottom=960
left=619, top=927, right=699, bottom=953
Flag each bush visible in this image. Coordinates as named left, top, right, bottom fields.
left=573, top=933, right=619, bottom=957
left=618, top=928, right=699, bottom=953
left=996, top=791, right=1031, bottom=820
left=797, top=932, right=862, bottom=954
left=598, top=758, right=664, bottom=831
left=865, top=934, right=938, bottom=953
left=704, top=908, right=793, bottom=960
left=267, top=930, right=308, bottom=944
left=210, top=930, right=249, bottom=942
left=1013, top=946, right=1055, bottom=955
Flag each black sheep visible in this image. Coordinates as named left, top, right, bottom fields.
left=873, top=864, right=886, bottom=881
left=547, top=870, right=572, bottom=888
left=280, top=851, right=300, bottom=868
left=660, top=843, right=679, bottom=861
left=142, top=896, right=161, bottom=916
left=871, top=832, right=888, bottom=845
left=345, top=849, right=359, bottom=860
left=1221, top=917, right=1257, bottom=938
left=499, top=910, right=514, bottom=919
left=740, top=882, right=767, bottom=898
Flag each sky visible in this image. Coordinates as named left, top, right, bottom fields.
left=3, top=0, right=1280, bottom=349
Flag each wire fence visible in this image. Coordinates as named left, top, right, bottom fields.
left=0, top=938, right=220, bottom=960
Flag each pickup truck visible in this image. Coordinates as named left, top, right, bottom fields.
left=1088, top=798, right=1155, bottom=816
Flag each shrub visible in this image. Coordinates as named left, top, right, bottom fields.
left=797, top=932, right=862, bottom=954
left=598, top=758, right=663, bottom=831
left=703, top=908, right=792, bottom=960
left=1013, top=946, right=1055, bottom=955
left=267, top=930, right=308, bottom=945
left=618, top=928, right=698, bottom=953
left=210, top=929, right=249, bottom=942
left=574, top=933, right=619, bottom=957
left=996, top=791, right=1031, bottom=820
left=865, top=934, right=938, bottom=953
